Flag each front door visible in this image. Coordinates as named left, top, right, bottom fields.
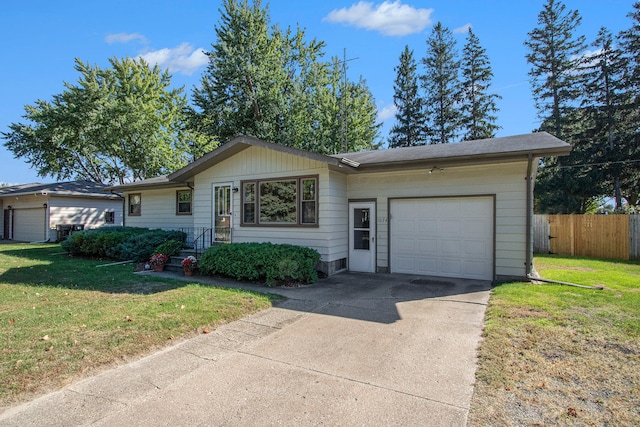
left=349, top=202, right=376, bottom=272
left=213, top=183, right=232, bottom=243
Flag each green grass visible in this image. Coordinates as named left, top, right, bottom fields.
left=468, top=255, right=640, bottom=426
left=0, top=243, right=276, bottom=406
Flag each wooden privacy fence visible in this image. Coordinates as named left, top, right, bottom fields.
left=534, top=214, right=640, bottom=260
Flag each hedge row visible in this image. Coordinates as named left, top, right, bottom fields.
left=198, top=242, right=320, bottom=286
left=61, top=227, right=186, bottom=262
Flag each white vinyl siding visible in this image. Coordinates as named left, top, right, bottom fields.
left=124, top=188, right=194, bottom=230
left=193, top=146, right=347, bottom=264
left=49, top=197, right=123, bottom=234
left=347, top=161, right=529, bottom=279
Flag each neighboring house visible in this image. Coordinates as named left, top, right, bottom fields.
left=1, top=181, right=123, bottom=242
left=108, top=133, right=571, bottom=281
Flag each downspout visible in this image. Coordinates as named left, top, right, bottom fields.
left=525, top=154, right=534, bottom=276
left=44, top=202, right=50, bottom=242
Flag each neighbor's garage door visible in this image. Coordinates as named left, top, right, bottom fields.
left=390, top=197, right=494, bottom=280
left=13, top=208, right=46, bottom=242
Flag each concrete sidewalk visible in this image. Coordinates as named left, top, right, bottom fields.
left=0, top=272, right=491, bottom=426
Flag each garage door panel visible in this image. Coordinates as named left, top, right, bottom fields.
left=416, top=218, right=438, bottom=233
left=391, top=197, right=493, bottom=280
left=417, top=238, right=437, bottom=254
left=13, top=209, right=46, bottom=242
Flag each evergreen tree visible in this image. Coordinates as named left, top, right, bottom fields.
left=524, top=0, right=586, bottom=139
left=525, top=0, right=591, bottom=213
left=581, top=27, right=628, bottom=211
left=421, top=22, right=461, bottom=144
left=618, top=1, right=640, bottom=209
left=459, top=28, right=500, bottom=140
left=388, top=45, right=428, bottom=148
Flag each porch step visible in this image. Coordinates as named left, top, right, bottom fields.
left=165, top=249, right=199, bottom=273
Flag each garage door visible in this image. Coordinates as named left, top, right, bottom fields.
left=13, top=208, right=46, bottom=242
left=390, top=197, right=494, bottom=280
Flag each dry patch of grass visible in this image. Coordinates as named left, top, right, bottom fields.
left=0, top=243, right=277, bottom=407
left=469, top=255, right=640, bottom=426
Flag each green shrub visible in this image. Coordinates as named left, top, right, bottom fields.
left=109, top=230, right=186, bottom=262
left=153, top=239, right=184, bottom=257
left=199, top=242, right=320, bottom=286
left=62, top=227, right=186, bottom=262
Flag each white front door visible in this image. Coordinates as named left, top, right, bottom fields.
left=349, top=202, right=376, bottom=273
left=213, top=183, right=233, bottom=243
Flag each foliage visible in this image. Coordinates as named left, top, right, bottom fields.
left=191, top=0, right=380, bottom=153
left=459, top=28, right=501, bottom=140
left=181, top=255, right=197, bottom=272
left=0, top=243, right=274, bottom=405
left=110, top=230, right=186, bottom=262
left=421, top=22, right=462, bottom=144
left=524, top=0, right=586, bottom=140
left=61, top=226, right=147, bottom=258
left=153, top=239, right=184, bottom=258
left=199, top=242, right=320, bottom=286
left=2, top=57, right=215, bottom=184
left=149, top=253, right=169, bottom=267
left=61, top=227, right=186, bottom=262
left=388, top=45, right=428, bottom=148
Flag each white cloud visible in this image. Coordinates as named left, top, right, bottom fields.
left=139, top=43, right=208, bottom=76
left=323, top=1, right=433, bottom=37
left=453, top=23, right=472, bottom=34
left=105, top=32, right=148, bottom=45
left=377, top=103, right=397, bottom=121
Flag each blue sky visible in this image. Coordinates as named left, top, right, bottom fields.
left=0, top=0, right=634, bottom=185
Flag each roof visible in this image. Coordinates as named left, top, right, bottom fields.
left=0, top=180, right=122, bottom=199
left=168, top=135, right=348, bottom=182
left=108, top=132, right=571, bottom=191
left=333, top=132, right=571, bottom=171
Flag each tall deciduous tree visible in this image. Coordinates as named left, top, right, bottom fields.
left=2, top=57, right=205, bottom=184
left=459, top=28, right=500, bottom=140
left=388, top=45, right=428, bottom=148
left=192, top=0, right=379, bottom=153
left=422, top=22, right=461, bottom=144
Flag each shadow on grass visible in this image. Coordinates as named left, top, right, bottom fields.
left=0, top=243, right=189, bottom=295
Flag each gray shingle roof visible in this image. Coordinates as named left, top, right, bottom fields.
left=333, top=132, right=571, bottom=169
left=0, top=180, right=121, bottom=199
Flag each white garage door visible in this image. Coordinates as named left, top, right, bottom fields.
left=13, top=208, right=46, bottom=242
left=390, top=197, right=494, bottom=280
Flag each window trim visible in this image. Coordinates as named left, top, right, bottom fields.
left=128, top=193, right=141, bottom=216
left=241, top=175, right=319, bottom=227
left=104, top=211, right=115, bottom=224
left=176, top=189, right=193, bottom=215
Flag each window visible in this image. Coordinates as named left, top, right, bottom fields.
left=176, top=190, right=192, bottom=215
left=128, top=193, right=141, bottom=216
left=242, top=176, right=318, bottom=226
left=105, top=211, right=115, bottom=224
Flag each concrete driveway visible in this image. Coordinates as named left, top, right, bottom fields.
left=0, top=272, right=491, bottom=427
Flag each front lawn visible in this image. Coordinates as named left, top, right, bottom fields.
left=468, top=255, right=640, bottom=425
left=0, top=243, right=276, bottom=406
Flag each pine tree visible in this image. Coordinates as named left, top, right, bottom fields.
left=388, top=45, right=428, bottom=148
left=524, top=0, right=586, bottom=139
left=421, top=22, right=461, bottom=144
left=581, top=27, right=628, bottom=210
left=459, top=28, right=500, bottom=141
left=618, top=1, right=640, bottom=209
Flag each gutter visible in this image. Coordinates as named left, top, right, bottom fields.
left=525, top=154, right=534, bottom=276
